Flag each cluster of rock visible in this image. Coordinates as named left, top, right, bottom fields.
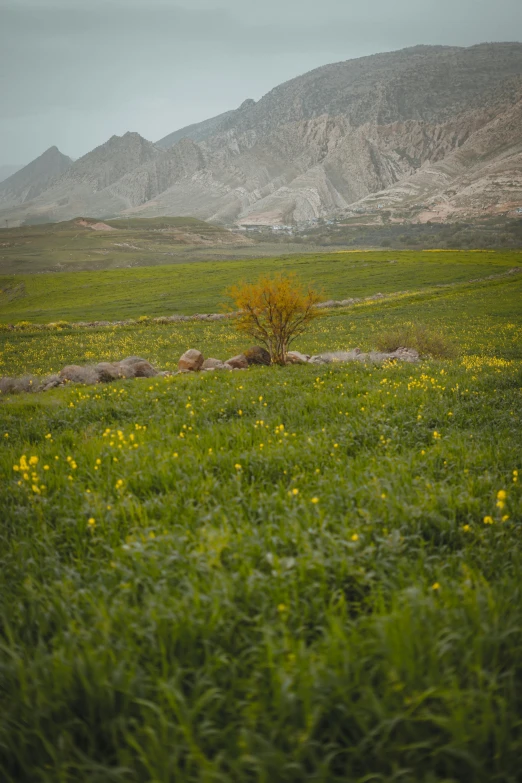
left=286, top=347, right=419, bottom=364
left=178, top=345, right=270, bottom=372
left=177, top=346, right=420, bottom=373
left=0, top=356, right=160, bottom=395
left=0, top=345, right=419, bottom=396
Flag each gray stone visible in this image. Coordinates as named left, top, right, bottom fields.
left=130, top=361, right=158, bottom=378
left=95, top=362, right=122, bottom=382
left=202, top=358, right=225, bottom=370
left=59, top=365, right=99, bottom=385
left=309, top=350, right=362, bottom=364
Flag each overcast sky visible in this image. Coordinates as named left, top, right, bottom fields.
left=1, top=0, right=521, bottom=164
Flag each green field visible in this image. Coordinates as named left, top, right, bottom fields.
left=1, top=252, right=522, bottom=781
left=1, top=249, right=520, bottom=324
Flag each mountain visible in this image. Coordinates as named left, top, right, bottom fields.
left=2, top=43, right=522, bottom=227
left=156, top=99, right=256, bottom=148
left=0, top=133, right=161, bottom=224
left=0, top=147, right=71, bottom=209
left=0, top=164, right=24, bottom=183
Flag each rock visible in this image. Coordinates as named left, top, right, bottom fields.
left=119, top=356, right=147, bottom=367
left=40, top=374, right=62, bottom=391
left=225, top=354, right=249, bottom=369
left=202, top=358, right=225, bottom=370
left=244, top=346, right=271, bottom=366
left=133, top=361, right=158, bottom=378
left=309, top=350, right=362, bottom=364
left=59, top=365, right=99, bottom=385
left=178, top=349, right=204, bottom=372
left=95, top=362, right=122, bottom=382
left=394, top=347, right=419, bottom=362
left=285, top=351, right=310, bottom=364
left=316, top=299, right=337, bottom=309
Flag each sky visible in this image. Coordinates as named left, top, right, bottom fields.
left=1, top=0, right=521, bottom=165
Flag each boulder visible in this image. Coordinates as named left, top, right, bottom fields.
left=178, top=349, right=204, bottom=372
left=59, top=365, right=99, bottom=385
left=202, top=358, right=225, bottom=370
left=244, top=346, right=271, bottom=366
left=393, top=347, right=419, bottom=362
left=40, top=374, right=62, bottom=391
left=95, top=362, right=122, bottom=382
left=129, top=360, right=158, bottom=378
left=225, top=354, right=249, bottom=370
left=309, top=350, right=362, bottom=365
left=285, top=351, right=310, bottom=365
left=119, top=356, right=147, bottom=368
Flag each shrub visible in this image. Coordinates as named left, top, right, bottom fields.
left=376, top=323, right=457, bottom=359
left=228, top=273, right=322, bottom=365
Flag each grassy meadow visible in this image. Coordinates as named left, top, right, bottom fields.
left=0, top=249, right=520, bottom=324
left=1, top=249, right=522, bottom=781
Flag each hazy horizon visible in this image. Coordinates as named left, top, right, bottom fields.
left=1, top=0, right=521, bottom=166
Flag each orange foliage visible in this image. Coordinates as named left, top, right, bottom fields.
left=228, top=273, right=322, bottom=364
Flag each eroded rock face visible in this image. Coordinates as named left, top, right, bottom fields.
left=244, top=346, right=271, bottom=366
left=178, top=349, right=204, bottom=372
left=225, top=354, right=249, bottom=369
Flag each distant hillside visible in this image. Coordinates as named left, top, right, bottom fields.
left=0, top=215, right=253, bottom=274
left=2, top=43, right=522, bottom=226
left=0, top=147, right=71, bottom=209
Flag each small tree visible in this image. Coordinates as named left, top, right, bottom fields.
left=228, top=273, right=322, bottom=365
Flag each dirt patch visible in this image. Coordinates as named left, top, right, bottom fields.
left=75, top=219, right=117, bottom=232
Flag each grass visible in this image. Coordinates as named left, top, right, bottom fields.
left=375, top=323, right=457, bottom=358
left=1, top=259, right=521, bottom=781
left=0, top=218, right=329, bottom=276
left=1, top=249, right=520, bottom=323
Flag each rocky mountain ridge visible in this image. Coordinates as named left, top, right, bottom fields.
left=0, top=146, right=72, bottom=210
left=2, top=43, right=522, bottom=227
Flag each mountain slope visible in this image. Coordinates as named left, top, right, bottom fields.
left=156, top=99, right=256, bottom=148
left=3, top=43, right=522, bottom=227
left=0, top=164, right=24, bottom=184
left=0, top=147, right=71, bottom=209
